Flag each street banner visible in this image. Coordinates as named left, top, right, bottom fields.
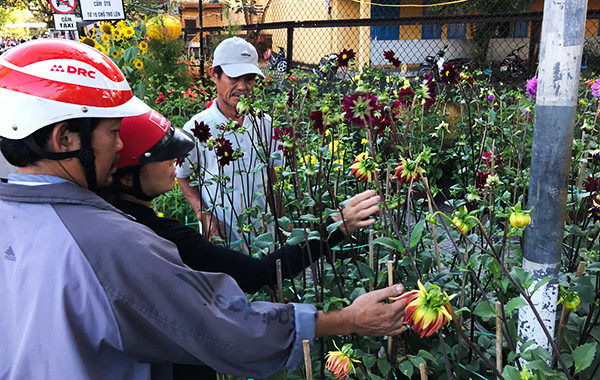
left=80, top=0, right=125, bottom=21
left=53, top=14, right=77, bottom=30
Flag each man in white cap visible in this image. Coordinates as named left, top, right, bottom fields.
left=177, top=36, right=279, bottom=248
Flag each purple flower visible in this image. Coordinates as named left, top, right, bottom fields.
left=487, top=93, right=495, bottom=103
left=592, top=79, right=600, bottom=99
left=526, top=76, right=537, bottom=99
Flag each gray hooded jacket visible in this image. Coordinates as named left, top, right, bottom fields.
left=0, top=177, right=316, bottom=379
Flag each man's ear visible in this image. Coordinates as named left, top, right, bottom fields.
left=49, top=122, right=80, bottom=153
left=208, top=66, right=217, bottom=83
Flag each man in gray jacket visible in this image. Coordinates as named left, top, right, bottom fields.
left=0, top=39, right=406, bottom=379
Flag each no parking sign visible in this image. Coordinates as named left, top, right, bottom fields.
left=49, top=0, right=77, bottom=14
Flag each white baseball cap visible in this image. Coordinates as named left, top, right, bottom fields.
left=212, top=37, right=265, bottom=78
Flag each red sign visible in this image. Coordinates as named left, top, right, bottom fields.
left=50, top=0, right=77, bottom=14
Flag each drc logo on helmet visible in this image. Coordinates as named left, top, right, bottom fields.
left=50, top=64, right=96, bottom=79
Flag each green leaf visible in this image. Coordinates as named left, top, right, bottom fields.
left=122, top=46, right=139, bottom=64
left=417, top=349, right=438, bottom=366
left=501, top=365, right=521, bottom=380
left=573, top=342, right=597, bottom=374
left=473, top=300, right=497, bottom=321
left=377, top=357, right=392, bottom=376
left=398, top=360, right=414, bottom=378
left=410, top=219, right=426, bottom=248
left=326, top=220, right=343, bottom=235
left=531, top=276, right=555, bottom=295
left=506, top=297, right=527, bottom=315
left=286, top=228, right=308, bottom=245
left=253, top=232, right=273, bottom=248
left=374, top=237, right=403, bottom=252
left=299, top=214, right=320, bottom=222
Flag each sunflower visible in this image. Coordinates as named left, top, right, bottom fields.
left=101, top=33, right=110, bottom=43
left=97, top=44, right=108, bottom=55
left=112, top=29, right=122, bottom=42
left=133, top=59, right=143, bottom=70
left=79, top=36, right=97, bottom=49
left=116, top=20, right=126, bottom=30
left=99, top=21, right=114, bottom=35
left=111, top=49, right=120, bottom=58
left=138, top=40, right=148, bottom=51
left=123, top=26, right=135, bottom=39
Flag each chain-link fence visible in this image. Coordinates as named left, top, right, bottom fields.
left=182, top=0, right=600, bottom=78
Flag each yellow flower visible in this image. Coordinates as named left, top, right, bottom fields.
left=361, top=137, right=368, bottom=145
left=157, top=211, right=164, bottom=218
left=101, top=33, right=110, bottom=43
left=99, top=21, right=113, bottom=35
left=112, top=29, right=122, bottom=42
left=98, top=44, right=108, bottom=55
left=509, top=212, right=531, bottom=228
left=139, top=41, right=148, bottom=51
left=558, top=286, right=580, bottom=311
left=133, top=59, right=143, bottom=70
left=111, top=49, right=119, bottom=58
left=116, top=20, right=126, bottom=30
left=123, top=26, right=135, bottom=39
left=79, top=36, right=97, bottom=49
left=391, top=280, right=456, bottom=338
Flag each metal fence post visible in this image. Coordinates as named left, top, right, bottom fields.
left=517, top=0, right=587, bottom=359
left=286, top=26, right=293, bottom=73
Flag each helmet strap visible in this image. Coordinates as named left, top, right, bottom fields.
left=121, top=166, right=154, bottom=201
left=77, top=120, right=97, bottom=191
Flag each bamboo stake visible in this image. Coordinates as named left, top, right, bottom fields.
left=303, top=340, right=312, bottom=380
left=276, top=259, right=284, bottom=303
left=369, top=230, right=375, bottom=291
left=419, top=363, right=428, bottom=380
left=495, top=301, right=503, bottom=377
left=387, top=260, right=394, bottom=356
left=423, top=177, right=441, bottom=271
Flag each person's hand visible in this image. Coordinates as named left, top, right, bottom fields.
left=333, top=190, right=380, bottom=236
left=345, top=284, right=407, bottom=336
left=197, top=210, right=226, bottom=242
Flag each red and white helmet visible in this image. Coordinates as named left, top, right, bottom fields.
left=0, top=39, right=150, bottom=139
left=117, top=109, right=194, bottom=171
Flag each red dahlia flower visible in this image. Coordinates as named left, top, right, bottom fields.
left=325, top=342, right=360, bottom=380
left=337, top=48, right=356, bottom=68
left=155, top=92, right=167, bottom=104
left=394, top=156, right=424, bottom=185
left=383, top=50, right=401, bottom=68
left=214, top=137, right=234, bottom=166
left=440, top=62, right=459, bottom=85
left=309, top=108, right=326, bottom=134
left=390, top=279, right=456, bottom=338
left=393, top=87, right=416, bottom=109
left=342, top=92, right=381, bottom=127
left=190, top=120, right=212, bottom=143
left=349, top=152, right=378, bottom=183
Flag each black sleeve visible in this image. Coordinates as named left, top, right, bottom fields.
left=146, top=217, right=346, bottom=293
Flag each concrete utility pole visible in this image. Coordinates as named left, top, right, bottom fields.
left=517, top=0, right=587, bottom=356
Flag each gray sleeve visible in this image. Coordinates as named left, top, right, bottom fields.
left=55, top=204, right=317, bottom=378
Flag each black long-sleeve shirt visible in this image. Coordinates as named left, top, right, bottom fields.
left=114, top=199, right=346, bottom=293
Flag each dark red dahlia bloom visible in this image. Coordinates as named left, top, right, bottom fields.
left=440, top=62, right=459, bottom=85
left=214, top=137, right=234, bottom=166
left=383, top=50, right=401, bottom=68
left=585, top=175, right=600, bottom=193
left=422, top=74, right=437, bottom=110
left=342, top=92, right=381, bottom=127
left=482, top=151, right=502, bottom=169
left=393, top=87, right=416, bottom=109
left=175, top=157, right=185, bottom=167
left=309, top=108, right=326, bottom=134
left=155, top=92, right=167, bottom=104
left=372, top=112, right=395, bottom=135
left=475, top=170, right=491, bottom=191
left=190, top=120, right=212, bottom=143
left=337, top=49, right=356, bottom=68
